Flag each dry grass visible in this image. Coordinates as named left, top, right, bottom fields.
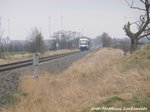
left=0, top=53, right=32, bottom=64
left=2, top=46, right=150, bottom=112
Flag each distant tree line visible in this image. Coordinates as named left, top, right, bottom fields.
left=94, top=32, right=131, bottom=52
left=50, top=30, right=80, bottom=50
left=0, top=27, right=81, bottom=57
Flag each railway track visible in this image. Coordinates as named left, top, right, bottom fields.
left=0, top=51, right=80, bottom=72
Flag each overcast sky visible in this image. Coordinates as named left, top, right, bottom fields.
left=0, top=0, right=143, bottom=40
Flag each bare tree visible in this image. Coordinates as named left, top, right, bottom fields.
left=101, top=32, right=112, bottom=47
left=50, top=30, right=80, bottom=50
left=27, top=28, right=45, bottom=53
left=0, top=27, right=4, bottom=57
left=123, top=0, right=150, bottom=52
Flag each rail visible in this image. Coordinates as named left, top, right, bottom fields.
left=0, top=51, right=80, bottom=72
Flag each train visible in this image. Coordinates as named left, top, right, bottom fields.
left=79, top=37, right=90, bottom=51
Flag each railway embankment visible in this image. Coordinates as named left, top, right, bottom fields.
left=0, top=50, right=89, bottom=108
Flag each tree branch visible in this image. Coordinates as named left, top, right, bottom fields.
left=125, top=0, right=146, bottom=11
left=140, top=0, right=145, bottom=4
left=138, top=32, right=150, bottom=39
left=146, top=36, right=150, bottom=40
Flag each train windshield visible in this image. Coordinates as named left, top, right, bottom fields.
left=80, top=40, right=87, bottom=44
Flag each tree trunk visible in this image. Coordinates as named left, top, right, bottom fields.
left=131, top=38, right=138, bottom=53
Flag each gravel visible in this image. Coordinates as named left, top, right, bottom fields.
left=0, top=51, right=90, bottom=107
left=40, top=51, right=89, bottom=73
left=0, top=71, right=20, bottom=106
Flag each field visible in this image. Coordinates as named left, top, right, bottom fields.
left=1, top=45, right=150, bottom=112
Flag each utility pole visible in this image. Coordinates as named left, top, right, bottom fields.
left=81, top=28, right=84, bottom=37
left=6, top=18, right=10, bottom=55
left=60, top=16, right=63, bottom=31
left=48, top=16, right=51, bottom=36
left=0, top=17, right=2, bottom=36
left=7, top=18, right=10, bottom=37
left=0, top=17, right=2, bottom=30
left=0, top=17, right=1, bottom=57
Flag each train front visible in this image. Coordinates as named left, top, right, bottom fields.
left=79, top=37, right=90, bottom=51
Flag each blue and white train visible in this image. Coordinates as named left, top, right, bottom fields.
left=79, top=37, right=90, bottom=51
